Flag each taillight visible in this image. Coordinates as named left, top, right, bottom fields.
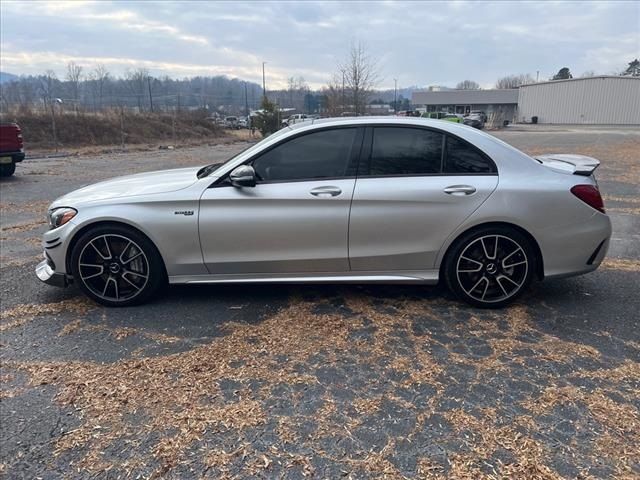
left=571, top=185, right=605, bottom=213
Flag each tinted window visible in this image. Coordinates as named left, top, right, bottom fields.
left=252, top=128, right=356, bottom=182
left=444, top=135, right=496, bottom=174
left=369, top=127, right=443, bottom=175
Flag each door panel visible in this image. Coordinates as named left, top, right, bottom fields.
left=349, top=176, right=498, bottom=271
left=199, top=179, right=355, bottom=274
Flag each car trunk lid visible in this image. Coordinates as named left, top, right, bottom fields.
left=534, top=153, right=600, bottom=176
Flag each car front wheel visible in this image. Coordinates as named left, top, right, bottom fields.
left=70, top=225, right=165, bottom=307
left=444, top=226, right=535, bottom=308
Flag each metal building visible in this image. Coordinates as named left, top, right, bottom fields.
left=411, top=89, right=519, bottom=123
left=518, top=76, right=640, bottom=125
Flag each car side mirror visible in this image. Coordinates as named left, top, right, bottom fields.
left=229, top=165, right=256, bottom=187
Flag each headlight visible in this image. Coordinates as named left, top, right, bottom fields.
left=48, top=207, right=77, bottom=229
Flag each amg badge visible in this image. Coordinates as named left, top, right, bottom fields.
left=174, top=210, right=194, bottom=216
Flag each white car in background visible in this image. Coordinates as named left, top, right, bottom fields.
left=282, top=114, right=309, bottom=127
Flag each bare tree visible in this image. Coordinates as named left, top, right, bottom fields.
left=125, top=68, right=149, bottom=111
left=66, top=61, right=83, bottom=112
left=320, top=77, right=343, bottom=117
left=456, top=80, right=480, bottom=90
left=0, top=78, right=36, bottom=114
left=90, top=64, right=110, bottom=110
left=286, top=76, right=309, bottom=110
left=18, top=78, right=37, bottom=113
left=495, top=74, right=535, bottom=89
left=39, top=70, right=60, bottom=149
left=39, top=70, right=58, bottom=107
left=339, top=42, right=380, bottom=116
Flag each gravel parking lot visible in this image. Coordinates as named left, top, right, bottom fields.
left=1, top=126, right=639, bottom=479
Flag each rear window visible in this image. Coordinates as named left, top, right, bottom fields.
left=444, top=135, right=496, bottom=174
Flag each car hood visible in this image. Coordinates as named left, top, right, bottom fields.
left=50, top=166, right=201, bottom=207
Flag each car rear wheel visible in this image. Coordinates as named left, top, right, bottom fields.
left=70, top=225, right=165, bottom=307
left=0, top=162, right=16, bottom=177
left=444, top=226, right=535, bottom=308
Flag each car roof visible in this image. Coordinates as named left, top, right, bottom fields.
left=286, top=116, right=470, bottom=132
left=207, top=115, right=540, bottom=181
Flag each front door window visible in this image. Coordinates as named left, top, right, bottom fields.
left=252, top=128, right=357, bottom=182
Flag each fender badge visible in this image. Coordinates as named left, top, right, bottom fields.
left=174, top=210, right=194, bottom=216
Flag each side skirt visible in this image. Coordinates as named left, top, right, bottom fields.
left=169, top=270, right=440, bottom=285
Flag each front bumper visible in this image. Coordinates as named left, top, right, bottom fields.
left=36, top=258, right=69, bottom=287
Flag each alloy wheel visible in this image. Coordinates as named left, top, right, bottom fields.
left=455, top=234, right=529, bottom=304
left=77, top=234, right=149, bottom=302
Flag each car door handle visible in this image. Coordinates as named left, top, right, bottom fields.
left=310, top=186, right=342, bottom=197
left=444, top=185, right=477, bottom=196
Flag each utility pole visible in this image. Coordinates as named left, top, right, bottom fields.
left=120, top=104, right=125, bottom=150
left=244, top=81, right=249, bottom=117
left=49, top=100, right=58, bottom=152
left=262, top=62, right=267, bottom=101
left=394, top=78, right=398, bottom=115
left=147, top=76, right=154, bottom=112
left=536, top=70, right=539, bottom=82
left=341, top=70, right=345, bottom=116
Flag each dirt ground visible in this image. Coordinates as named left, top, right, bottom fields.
left=1, top=125, right=639, bottom=479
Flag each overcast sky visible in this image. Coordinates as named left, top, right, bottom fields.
left=1, top=0, right=638, bottom=89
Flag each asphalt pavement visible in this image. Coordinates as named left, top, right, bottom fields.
left=1, top=126, right=638, bottom=479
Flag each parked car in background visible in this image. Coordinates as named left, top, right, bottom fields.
left=423, top=112, right=446, bottom=120
left=464, top=114, right=485, bottom=129
left=396, top=110, right=421, bottom=117
left=469, top=110, right=488, bottom=123
left=238, top=117, right=248, bottom=128
left=224, top=116, right=239, bottom=129
left=442, top=114, right=464, bottom=123
left=282, top=114, right=309, bottom=127
left=37, top=118, right=611, bottom=309
left=0, top=122, right=25, bottom=177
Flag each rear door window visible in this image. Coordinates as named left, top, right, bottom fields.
left=368, top=127, right=444, bottom=176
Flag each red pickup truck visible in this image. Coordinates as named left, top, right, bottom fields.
left=0, top=122, right=25, bottom=177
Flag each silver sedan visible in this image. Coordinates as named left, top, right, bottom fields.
left=36, top=118, right=611, bottom=308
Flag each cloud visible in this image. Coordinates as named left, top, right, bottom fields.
left=1, top=0, right=638, bottom=89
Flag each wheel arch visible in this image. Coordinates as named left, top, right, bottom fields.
left=65, top=220, right=168, bottom=278
left=439, top=221, right=544, bottom=281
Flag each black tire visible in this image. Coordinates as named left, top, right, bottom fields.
left=0, top=162, right=16, bottom=177
left=444, top=226, right=536, bottom=308
left=70, top=224, right=166, bottom=307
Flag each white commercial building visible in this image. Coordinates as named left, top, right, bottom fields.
left=517, top=76, right=640, bottom=125
left=411, top=89, right=519, bottom=123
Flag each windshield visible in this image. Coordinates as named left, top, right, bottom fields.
left=197, top=127, right=292, bottom=179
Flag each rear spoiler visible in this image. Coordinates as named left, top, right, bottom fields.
left=534, top=154, right=600, bottom=176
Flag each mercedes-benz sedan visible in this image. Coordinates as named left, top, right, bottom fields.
left=36, top=118, right=611, bottom=308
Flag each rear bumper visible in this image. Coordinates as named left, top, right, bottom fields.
left=540, top=213, right=612, bottom=279
left=36, top=258, right=69, bottom=288
left=0, top=150, right=25, bottom=162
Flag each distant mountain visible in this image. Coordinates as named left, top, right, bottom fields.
left=0, top=72, right=19, bottom=84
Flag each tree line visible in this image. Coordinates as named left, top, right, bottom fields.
left=0, top=63, right=265, bottom=115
